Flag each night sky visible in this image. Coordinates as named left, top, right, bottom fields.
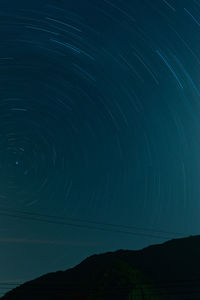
left=0, top=0, right=200, bottom=295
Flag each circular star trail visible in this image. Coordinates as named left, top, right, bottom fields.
left=0, top=0, right=200, bottom=234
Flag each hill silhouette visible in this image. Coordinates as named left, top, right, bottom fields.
left=1, top=235, right=200, bottom=299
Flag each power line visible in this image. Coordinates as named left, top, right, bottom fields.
left=2, top=277, right=200, bottom=288
left=1, top=284, right=200, bottom=298
left=0, top=206, right=187, bottom=236
left=1, top=278, right=200, bottom=299
left=0, top=206, right=189, bottom=240
left=0, top=210, right=173, bottom=240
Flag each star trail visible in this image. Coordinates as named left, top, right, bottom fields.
left=0, top=0, right=200, bottom=295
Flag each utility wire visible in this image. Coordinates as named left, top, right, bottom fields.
left=0, top=206, right=187, bottom=236
left=0, top=206, right=189, bottom=240
left=2, top=277, right=200, bottom=287
left=0, top=210, right=178, bottom=240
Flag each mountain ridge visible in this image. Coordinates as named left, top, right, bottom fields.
left=1, top=235, right=200, bottom=299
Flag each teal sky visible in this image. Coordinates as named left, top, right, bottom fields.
left=0, top=0, right=200, bottom=296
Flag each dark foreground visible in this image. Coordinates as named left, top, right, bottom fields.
left=1, top=235, right=200, bottom=299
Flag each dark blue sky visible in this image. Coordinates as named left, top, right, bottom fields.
left=0, top=0, right=200, bottom=295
